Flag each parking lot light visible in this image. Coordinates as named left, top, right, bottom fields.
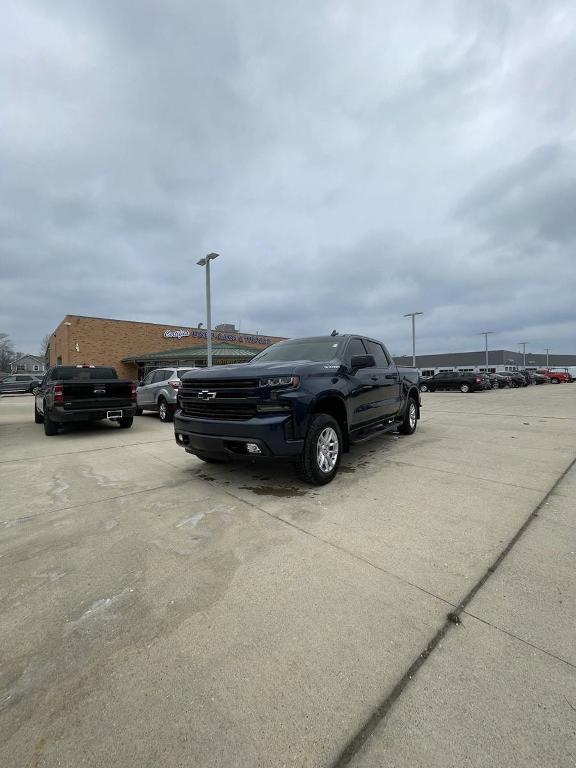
left=518, top=341, right=529, bottom=368
left=403, top=312, right=423, bottom=367
left=479, top=331, right=494, bottom=372
left=196, top=253, right=220, bottom=367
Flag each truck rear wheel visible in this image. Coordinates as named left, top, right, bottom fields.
left=43, top=408, right=59, bottom=436
left=119, top=416, right=133, bottom=428
left=296, top=413, right=342, bottom=485
left=398, top=396, right=418, bottom=435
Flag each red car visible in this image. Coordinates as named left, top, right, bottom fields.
left=536, top=369, right=572, bottom=383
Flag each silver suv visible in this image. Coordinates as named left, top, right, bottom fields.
left=136, top=367, right=199, bottom=422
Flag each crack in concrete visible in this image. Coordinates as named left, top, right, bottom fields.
left=461, top=609, right=576, bottom=671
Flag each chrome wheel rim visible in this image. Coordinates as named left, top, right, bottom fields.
left=159, top=402, right=167, bottom=419
left=409, top=402, right=417, bottom=429
left=317, top=427, right=339, bottom=473
left=461, top=385, right=469, bottom=393
left=420, top=384, right=427, bottom=392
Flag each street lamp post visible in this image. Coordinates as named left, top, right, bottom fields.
left=196, top=253, right=220, bottom=367
left=518, top=341, right=529, bottom=368
left=479, top=331, right=494, bottom=372
left=544, top=347, right=551, bottom=368
left=403, top=312, right=423, bottom=368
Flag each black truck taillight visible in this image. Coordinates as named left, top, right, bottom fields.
left=131, top=383, right=137, bottom=401
left=54, top=384, right=64, bottom=403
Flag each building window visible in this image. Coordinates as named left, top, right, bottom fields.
left=33, top=364, right=40, bottom=371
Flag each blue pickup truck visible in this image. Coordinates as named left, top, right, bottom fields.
left=174, top=334, right=421, bottom=484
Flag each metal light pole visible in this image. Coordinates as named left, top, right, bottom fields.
left=479, top=331, right=494, bottom=372
left=196, top=253, right=220, bottom=367
left=403, top=312, right=423, bottom=367
left=518, top=341, right=529, bottom=368
left=544, top=347, right=551, bottom=368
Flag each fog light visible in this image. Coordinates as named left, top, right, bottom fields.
left=246, top=443, right=262, bottom=454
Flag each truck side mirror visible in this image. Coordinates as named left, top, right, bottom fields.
left=350, top=354, right=376, bottom=371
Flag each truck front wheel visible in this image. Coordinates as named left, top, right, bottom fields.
left=398, top=397, right=418, bottom=435
left=296, top=413, right=342, bottom=485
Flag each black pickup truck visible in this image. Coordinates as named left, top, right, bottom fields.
left=34, top=365, right=137, bottom=435
left=174, top=335, right=421, bottom=484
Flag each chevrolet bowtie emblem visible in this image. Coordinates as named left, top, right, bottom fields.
left=197, top=390, right=217, bottom=400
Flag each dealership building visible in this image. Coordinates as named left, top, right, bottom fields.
left=49, top=315, right=286, bottom=379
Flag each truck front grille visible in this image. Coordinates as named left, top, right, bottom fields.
left=180, top=400, right=257, bottom=420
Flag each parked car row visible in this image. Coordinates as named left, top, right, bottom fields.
left=418, top=369, right=556, bottom=393
left=0, top=373, right=43, bottom=393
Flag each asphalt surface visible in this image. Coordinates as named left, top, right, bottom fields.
left=1, top=386, right=575, bottom=767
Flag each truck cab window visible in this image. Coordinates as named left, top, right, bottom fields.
left=347, top=338, right=367, bottom=363
left=364, top=340, right=389, bottom=368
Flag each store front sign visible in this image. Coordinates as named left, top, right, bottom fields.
left=163, top=329, right=190, bottom=339
left=163, top=328, right=272, bottom=345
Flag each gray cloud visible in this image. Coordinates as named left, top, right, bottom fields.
left=1, top=0, right=576, bottom=357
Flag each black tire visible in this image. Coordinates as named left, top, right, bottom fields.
left=296, top=413, right=342, bottom=486
left=398, top=396, right=418, bottom=435
left=119, top=416, right=133, bottom=428
left=43, top=408, right=59, bottom=436
left=158, top=397, right=174, bottom=422
left=459, top=383, right=471, bottom=393
left=419, top=383, right=428, bottom=392
left=135, top=407, right=143, bottom=416
left=34, top=402, right=44, bottom=423
left=196, top=453, right=227, bottom=464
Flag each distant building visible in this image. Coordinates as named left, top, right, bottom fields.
left=10, top=354, right=47, bottom=374
left=393, top=349, right=576, bottom=377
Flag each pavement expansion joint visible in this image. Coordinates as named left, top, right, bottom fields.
left=0, top=437, right=173, bottom=465
left=325, top=453, right=576, bottom=768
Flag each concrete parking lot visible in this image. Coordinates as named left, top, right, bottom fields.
left=1, top=385, right=575, bottom=767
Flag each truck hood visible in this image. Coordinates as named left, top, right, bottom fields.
left=180, top=360, right=340, bottom=381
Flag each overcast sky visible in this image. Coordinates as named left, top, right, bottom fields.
left=2, top=0, right=576, bottom=357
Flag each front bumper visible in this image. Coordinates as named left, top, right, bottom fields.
left=174, top=411, right=304, bottom=459
left=51, top=404, right=137, bottom=423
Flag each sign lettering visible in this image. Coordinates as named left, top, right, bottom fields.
left=163, top=329, right=272, bottom=345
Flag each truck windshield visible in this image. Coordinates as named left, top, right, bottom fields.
left=250, top=339, right=344, bottom=363
left=51, top=367, right=118, bottom=380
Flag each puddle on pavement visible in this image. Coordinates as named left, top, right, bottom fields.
left=239, top=486, right=307, bottom=498
left=197, top=473, right=216, bottom=482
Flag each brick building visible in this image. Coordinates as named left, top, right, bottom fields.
left=49, top=315, right=285, bottom=379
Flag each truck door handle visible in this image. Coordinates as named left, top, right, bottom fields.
left=386, top=374, right=399, bottom=379
left=370, top=376, right=378, bottom=381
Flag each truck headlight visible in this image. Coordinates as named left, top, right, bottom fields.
left=259, top=376, right=299, bottom=388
